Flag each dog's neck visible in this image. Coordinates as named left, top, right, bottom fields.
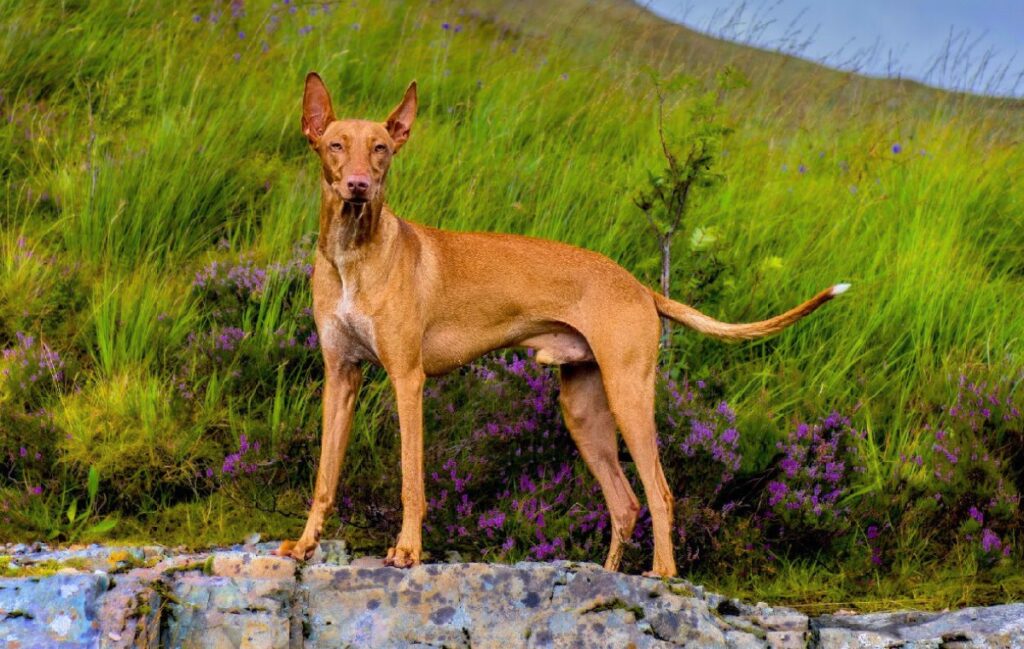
left=317, top=187, right=391, bottom=265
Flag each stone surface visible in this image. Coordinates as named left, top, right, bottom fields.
left=300, top=561, right=726, bottom=648
left=165, top=573, right=296, bottom=648
left=0, top=544, right=1021, bottom=648
left=813, top=604, right=1024, bottom=649
left=0, top=572, right=108, bottom=648
left=97, top=574, right=160, bottom=649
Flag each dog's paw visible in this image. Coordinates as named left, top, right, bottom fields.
left=273, top=540, right=296, bottom=557
left=642, top=567, right=678, bottom=579
left=384, top=546, right=421, bottom=568
left=274, top=539, right=317, bottom=561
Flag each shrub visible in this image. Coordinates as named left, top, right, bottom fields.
left=1, top=331, right=66, bottom=409
left=333, top=354, right=747, bottom=569
left=57, top=371, right=217, bottom=508
left=0, top=234, right=86, bottom=344
left=165, top=246, right=325, bottom=514
left=179, top=247, right=319, bottom=406
left=762, top=412, right=866, bottom=548
left=860, top=372, right=1022, bottom=571
left=0, top=332, right=69, bottom=493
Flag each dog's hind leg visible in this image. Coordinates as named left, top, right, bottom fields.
left=559, top=362, right=640, bottom=572
left=592, top=324, right=678, bottom=578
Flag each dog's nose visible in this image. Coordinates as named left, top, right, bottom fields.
left=346, top=175, right=371, bottom=196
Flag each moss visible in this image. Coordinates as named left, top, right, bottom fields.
left=149, top=578, right=181, bottom=606
left=0, top=555, right=91, bottom=578
left=162, top=554, right=215, bottom=577
left=106, top=550, right=160, bottom=574
left=581, top=598, right=646, bottom=620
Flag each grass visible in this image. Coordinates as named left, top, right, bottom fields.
left=1, top=0, right=1022, bottom=611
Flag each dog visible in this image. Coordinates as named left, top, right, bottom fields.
left=274, top=72, right=849, bottom=577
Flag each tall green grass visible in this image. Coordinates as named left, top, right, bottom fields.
left=1, top=0, right=1022, bottom=607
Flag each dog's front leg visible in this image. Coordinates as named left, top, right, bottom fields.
left=384, top=366, right=426, bottom=568
left=276, top=362, right=362, bottom=560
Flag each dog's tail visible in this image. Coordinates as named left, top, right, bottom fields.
left=651, top=283, right=850, bottom=341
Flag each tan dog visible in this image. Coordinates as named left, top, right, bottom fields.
left=274, top=73, right=849, bottom=577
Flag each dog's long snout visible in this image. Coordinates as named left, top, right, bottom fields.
left=346, top=174, right=371, bottom=198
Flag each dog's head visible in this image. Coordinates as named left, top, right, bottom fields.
left=302, top=72, right=417, bottom=205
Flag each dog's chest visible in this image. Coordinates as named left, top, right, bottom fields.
left=320, top=278, right=379, bottom=362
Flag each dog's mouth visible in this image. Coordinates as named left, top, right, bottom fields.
left=337, top=196, right=374, bottom=223
left=330, top=183, right=373, bottom=206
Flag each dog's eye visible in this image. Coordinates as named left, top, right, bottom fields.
left=374, top=143, right=388, bottom=154
left=329, top=142, right=343, bottom=152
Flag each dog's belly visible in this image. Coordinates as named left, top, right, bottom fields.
left=420, top=322, right=593, bottom=375
left=519, top=332, right=595, bottom=365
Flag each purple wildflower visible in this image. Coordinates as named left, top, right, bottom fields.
left=969, top=506, right=984, bottom=524
left=767, top=481, right=788, bottom=506
left=981, top=528, right=1002, bottom=553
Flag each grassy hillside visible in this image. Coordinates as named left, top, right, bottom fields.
left=1, top=0, right=1022, bottom=610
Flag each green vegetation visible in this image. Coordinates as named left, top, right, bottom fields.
left=0, top=555, right=90, bottom=578
left=1, top=0, right=1022, bottom=613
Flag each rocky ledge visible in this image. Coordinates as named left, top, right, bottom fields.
left=0, top=543, right=1022, bottom=648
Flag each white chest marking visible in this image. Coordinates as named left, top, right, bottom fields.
left=325, top=280, right=378, bottom=359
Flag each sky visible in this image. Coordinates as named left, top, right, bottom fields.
left=642, top=0, right=1024, bottom=97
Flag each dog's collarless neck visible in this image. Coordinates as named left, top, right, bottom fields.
left=318, top=198, right=394, bottom=264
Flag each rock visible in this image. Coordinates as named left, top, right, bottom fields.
left=0, top=546, right=1022, bottom=648
left=298, top=560, right=727, bottom=648
left=349, top=555, right=386, bottom=569
left=97, top=575, right=160, bottom=649
left=724, top=628, right=769, bottom=649
left=748, top=606, right=810, bottom=649
left=813, top=604, right=1024, bottom=649
left=0, top=572, right=108, bottom=648
left=7, top=544, right=154, bottom=574
left=210, top=552, right=294, bottom=580
left=164, top=573, right=296, bottom=649
left=163, top=552, right=298, bottom=649
left=318, top=540, right=349, bottom=566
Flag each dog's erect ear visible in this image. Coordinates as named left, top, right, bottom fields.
left=302, top=72, right=335, bottom=145
left=385, top=81, right=417, bottom=152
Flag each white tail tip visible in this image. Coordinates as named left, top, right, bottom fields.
left=831, top=283, right=851, bottom=296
